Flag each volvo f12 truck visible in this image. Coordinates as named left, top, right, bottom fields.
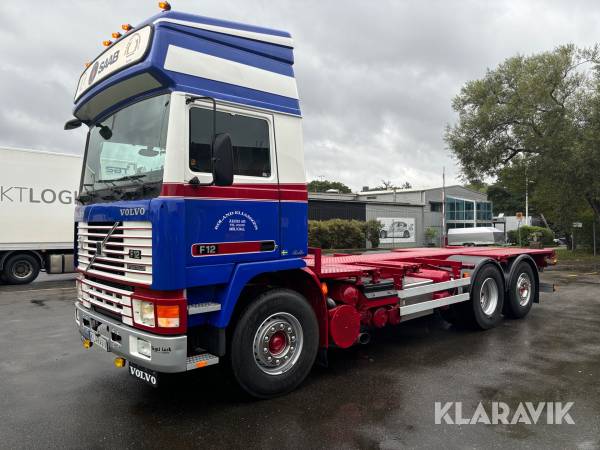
left=67, top=4, right=556, bottom=397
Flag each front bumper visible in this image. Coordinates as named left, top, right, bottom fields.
left=75, top=302, right=188, bottom=373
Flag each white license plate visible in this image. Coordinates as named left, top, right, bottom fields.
left=89, top=330, right=109, bottom=352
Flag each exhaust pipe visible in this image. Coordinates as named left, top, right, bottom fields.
left=357, top=332, right=371, bottom=345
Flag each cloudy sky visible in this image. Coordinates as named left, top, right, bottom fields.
left=2, top=0, right=600, bottom=191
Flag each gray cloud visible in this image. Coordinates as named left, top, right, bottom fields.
left=1, top=0, right=599, bottom=190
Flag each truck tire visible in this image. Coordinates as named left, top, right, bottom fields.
left=1, top=254, right=40, bottom=285
left=230, top=288, right=319, bottom=398
left=463, top=264, right=504, bottom=330
left=504, top=262, right=535, bottom=319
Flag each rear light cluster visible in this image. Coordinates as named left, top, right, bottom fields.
left=130, top=288, right=187, bottom=334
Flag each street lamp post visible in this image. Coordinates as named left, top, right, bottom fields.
left=525, top=174, right=529, bottom=226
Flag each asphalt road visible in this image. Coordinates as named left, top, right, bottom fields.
left=1, top=269, right=599, bottom=449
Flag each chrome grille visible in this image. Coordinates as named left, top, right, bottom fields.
left=77, top=221, right=152, bottom=285
left=78, top=277, right=134, bottom=326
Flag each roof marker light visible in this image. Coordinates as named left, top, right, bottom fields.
left=112, top=32, right=122, bottom=39
left=158, top=1, right=171, bottom=11
left=121, top=23, right=133, bottom=32
left=102, top=40, right=113, bottom=47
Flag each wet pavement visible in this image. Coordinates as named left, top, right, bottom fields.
left=1, top=269, right=599, bottom=449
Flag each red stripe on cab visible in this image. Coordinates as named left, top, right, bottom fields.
left=160, top=183, right=307, bottom=202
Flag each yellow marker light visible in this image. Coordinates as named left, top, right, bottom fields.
left=102, top=40, right=113, bottom=47
left=82, top=339, right=92, bottom=349
left=462, top=272, right=470, bottom=278
left=112, top=32, right=122, bottom=39
left=158, top=1, right=171, bottom=11
left=84, top=62, right=91, bottom=68
left=121, top=23, right=133, bottom=32
left=321, top=282, right=328, bottom=296
left=114, top=357, right=126, bottom=368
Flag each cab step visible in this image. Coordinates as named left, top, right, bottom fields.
left=188, top=302, right=221, bottom=315
left=186, top=353, right=219, bottom=370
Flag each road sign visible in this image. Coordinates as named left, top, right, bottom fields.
left=573, top=222, right=583, bottom=228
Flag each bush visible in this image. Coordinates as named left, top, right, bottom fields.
left=309, top=219, right=381, bottom=249
left=507, top=225, right=554, bottom=246
left=363, top=220, right=384, bottom=248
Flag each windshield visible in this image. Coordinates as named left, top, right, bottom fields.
left=80, top=93, right=170, bottom=203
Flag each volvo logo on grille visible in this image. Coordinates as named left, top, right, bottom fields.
left=95, top=241, right=103, bottom=256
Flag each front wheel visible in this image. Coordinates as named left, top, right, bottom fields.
left=230, top=288, right=319, bottom=398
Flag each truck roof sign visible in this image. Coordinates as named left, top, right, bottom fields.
left=74, top=26, right=153, bottom=102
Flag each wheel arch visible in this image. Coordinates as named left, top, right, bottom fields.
left=217, top=260, right=328, bottom=347
left=447, top=255, right=505, bottom=292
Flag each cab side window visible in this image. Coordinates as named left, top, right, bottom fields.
left=189, top=108, right=271, bottom=178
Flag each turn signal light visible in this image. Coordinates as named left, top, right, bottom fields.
left=102, top=40, right=112, bottom=47
left=157, top=304, right=180, bottom=328
left=121, top=23, right=133, bottom=32
left=114, top=357, right=126, bottom=368
left=112, top=32, right=122, bottom=39
left=158, top=1, right=171, bottom=11
left=82, top=339, right=92, bottom=349
left=321, top=282, right=328, bottom=296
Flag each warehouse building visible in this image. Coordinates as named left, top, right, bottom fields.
left=308, top=185, right=493, bottom=248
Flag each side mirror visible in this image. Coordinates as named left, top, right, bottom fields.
left=212, top=133, right=234, bottom=186
left=64, top=118, right=82, bottom=130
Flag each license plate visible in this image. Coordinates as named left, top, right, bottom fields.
left=129, top=362, right=158, bottom=387
left=89, top=330, right=109, bottom=352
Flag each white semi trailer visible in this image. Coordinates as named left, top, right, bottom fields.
left=0, top=147, right=81, bottom=284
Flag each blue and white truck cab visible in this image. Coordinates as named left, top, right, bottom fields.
left=68, top=4, right=556, bottom=398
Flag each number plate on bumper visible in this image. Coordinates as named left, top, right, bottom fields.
left=89, top=330, right=109, bottom=352
left=129, top=362, right=158, bottom=387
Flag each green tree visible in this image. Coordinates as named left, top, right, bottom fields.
left=364, top=180, right=412, bottom=191
left=307, top=179, right=352, bottom=193
left=445, top=44, right=600, bottom=235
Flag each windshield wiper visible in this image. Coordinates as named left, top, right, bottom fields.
left=96, top=174, right=147, bottom=184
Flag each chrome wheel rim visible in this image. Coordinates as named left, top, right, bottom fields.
left=253, top=312, right=303, bottom=376
left=480, top=278, right=499, bottom=316
left=12, top=260, right=33, bottom=280
left=516, top=273, right=532, bottom=307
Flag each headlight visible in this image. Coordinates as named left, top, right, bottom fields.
left=132, top=299, right=155, bottom=327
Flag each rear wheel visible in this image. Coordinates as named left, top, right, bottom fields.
left=504, top=262, right=535, bottom=319
left=1, top=254, right=40, bottom=285
left=230, top=288, right=319, bottom=398
left=463, top=264, right=504, bottom=330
